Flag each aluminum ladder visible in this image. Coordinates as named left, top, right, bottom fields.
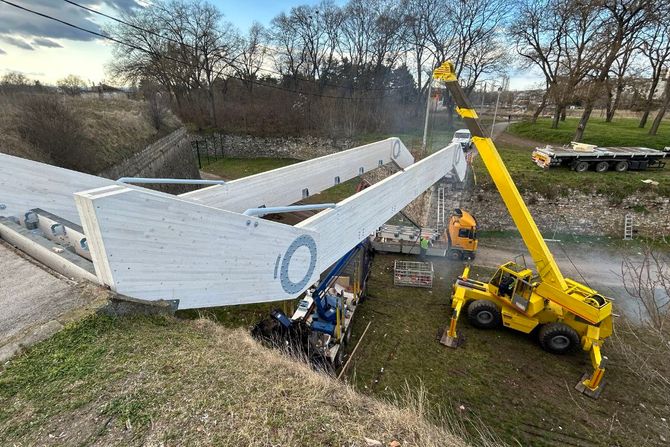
left=436, top=186, right=446, bottom=230
left=623, top=214, right=633, bottom=240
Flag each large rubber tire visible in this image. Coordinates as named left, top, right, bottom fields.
left=448, top=249, right=462, bottom=261
left=615, top=160, right=629, bottom=172
left=467, top=300, right=501, bottom=329
left=538, top=323, right=580, bottom=354
left=595, top=161, right=609, bottom=173
left=573, top=161, right=589, bottom=172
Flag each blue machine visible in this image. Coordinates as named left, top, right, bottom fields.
left=271, top=244, right=364, bottom=335
left=308, top=243, right=364, bottom=336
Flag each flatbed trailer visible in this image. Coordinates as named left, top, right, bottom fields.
left=371, top=224, right=448, bottom=256
left=532, top=143, right=669, bottom=173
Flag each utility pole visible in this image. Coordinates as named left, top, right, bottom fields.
left=491, top=86, right=502, bottom=138
left=422, top=81, right=433, bottom=154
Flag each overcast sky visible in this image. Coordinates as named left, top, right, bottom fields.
left=0, top=0, right=543, bottom=89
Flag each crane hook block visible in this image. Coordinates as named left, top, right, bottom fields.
left=433, top=61, right=457, bottom=82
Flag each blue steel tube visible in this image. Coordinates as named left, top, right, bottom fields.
left=242, top=203, right=336, bottom=217
left=117, top=177, right=226, bottom=185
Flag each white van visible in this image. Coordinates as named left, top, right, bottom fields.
left=451, top=129, right=472, bottom=151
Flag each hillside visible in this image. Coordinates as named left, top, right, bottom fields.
left=0, top=315, right=471, bottom=447
left=0, top=93, right=181, bottom=173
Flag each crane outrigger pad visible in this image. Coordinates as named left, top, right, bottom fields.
left=575, top=373, right=607, bottom=399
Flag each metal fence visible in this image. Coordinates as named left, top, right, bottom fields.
left=393, top=260, right=434, bottom=288
left=192, top=134, right=227, bottom=169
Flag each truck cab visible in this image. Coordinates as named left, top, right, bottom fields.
left=446, top=208, right=478, bottom=260
left=451, top=129, right=473, bottom=151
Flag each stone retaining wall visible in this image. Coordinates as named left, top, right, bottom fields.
left=462, top=188, right=670, bottom=238
left=193, top=133, right=354, bottom=161
left=99, top=128, right=200, bottom=194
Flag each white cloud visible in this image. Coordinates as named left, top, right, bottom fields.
left=0, top=1, right=144, bottom=42
left=0, top=34, right=33, bottom=50
left=32, top=37, right=63, bottom=48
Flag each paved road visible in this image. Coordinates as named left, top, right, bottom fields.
left=0, top=241, right=103, bottom=361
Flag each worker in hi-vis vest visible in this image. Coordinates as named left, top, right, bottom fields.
left=419, top=235, right=430, bottom=261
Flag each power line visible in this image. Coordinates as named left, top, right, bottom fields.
left=61, top=0, right=415, bottom=93
left=1, top=0, right=393, bottom=101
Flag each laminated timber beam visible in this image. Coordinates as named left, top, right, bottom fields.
left=73, top=142, right=466, bottom=309
left=0, top=138, right=413, bottom=225
left=180, top=137, right=415, bottom=212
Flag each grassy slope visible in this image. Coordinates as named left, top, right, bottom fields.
left=346, top=254, right=670, bottom=447
left=0, top=94, right=180, bottom=173
left=0, top=316, right=466, bottom=447
left=201, top=157, right=299, bottom=179
left=473, top=139, right=670, bottom=200
left=510, top=117, right=670, bottom=150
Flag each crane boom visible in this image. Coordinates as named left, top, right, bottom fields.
left=435, top=61, right=613, bottom=398
left=433, top=62, right=567, bottom=290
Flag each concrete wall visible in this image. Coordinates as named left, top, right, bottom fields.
left=99, top=128, right=200, bottom=194
left=463, top=188, right=670, bottom=238
left=194, top=133, right=354, bottom=161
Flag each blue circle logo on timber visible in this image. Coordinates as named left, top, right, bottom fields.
left=392, top=140, right=401, bottom=159
left=280, top=234, right=317, bottom=294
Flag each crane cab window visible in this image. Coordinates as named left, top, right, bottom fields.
left=498, top=274, right=516, bottom=298
left=512, top=279, right=533, bottom=312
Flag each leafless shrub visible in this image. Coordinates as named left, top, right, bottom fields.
left=145, top=92, right=170, bottom=131
left=16, top=94, right=87, bottom=171
left=621, top=246, right=670, bottom=330
left=615, top=245, right=670, bottom=399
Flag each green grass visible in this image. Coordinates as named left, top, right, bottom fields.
left=0, top=315, right=464, bottom=446
left=345, top=253, right=670, bottom=447
left=473, top=141, right=670, bottom=199
left=201, top=157, right=299, bottom=180
left=509, top=117, right=670, bottom=149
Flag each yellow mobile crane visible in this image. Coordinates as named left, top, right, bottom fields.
left=434, top=62, right=613, bottom=398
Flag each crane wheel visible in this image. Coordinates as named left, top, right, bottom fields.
left=538, top=323, right=580, bottom=354
left=467, top=300, right=501, bottom=329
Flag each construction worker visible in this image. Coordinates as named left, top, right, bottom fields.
left=419, top=235, right=430, bottom=261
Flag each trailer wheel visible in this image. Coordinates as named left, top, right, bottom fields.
left=574, top=161, right=589, bottom=172
left=538, top=323, right=580, bottom=354
left=595, top=161, right=609, bottom=173
left=467, top=300, right=501, bottom=329
left=614, top=161, right=629, bottom=172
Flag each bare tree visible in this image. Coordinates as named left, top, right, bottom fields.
left=57, top=74, right=87, bottom=96
left=235, top=23, right=268, bottom=92
left=573, top=0, right=659, bottom=142
left=401, top=0, right=433, bottom=110
left=605, top=40, right=638, bottom=122
left=270, top=0, right=342, bottom=91
left=638, top=20, right=670, bottom=128
left=621, top=248, right=670, bottom=329
left=109, top=0, right=241, bottom=126
left=1, top=71, right=29, bottom=86
left=648, top=73, right=669, bottom=135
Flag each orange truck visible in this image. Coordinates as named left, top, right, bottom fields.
left=445, top=208, right=478, bottom=260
